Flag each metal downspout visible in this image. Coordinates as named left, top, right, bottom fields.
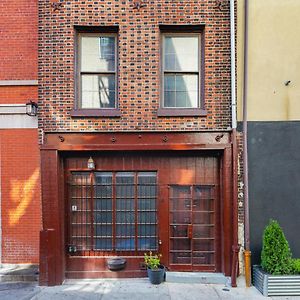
left=230, top=0, right=237, bottom=130
left=242, top=0, right=251, bottom=288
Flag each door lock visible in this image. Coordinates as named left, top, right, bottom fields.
left=188, top=224, right=193, bottom=239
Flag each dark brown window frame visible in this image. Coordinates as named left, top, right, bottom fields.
left=158, top=25, right=206, bottom=117
left=71, top=27, right=121, bottom=118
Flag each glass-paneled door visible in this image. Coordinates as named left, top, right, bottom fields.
left=169, top=185, right=217, bottom=271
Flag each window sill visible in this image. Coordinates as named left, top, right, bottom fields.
left=157, top=108, right=207, bottom=117
left=70, top=109, right=121, bottom=118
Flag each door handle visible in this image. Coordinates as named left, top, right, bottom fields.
left=188, top=224, right=193, bottom=239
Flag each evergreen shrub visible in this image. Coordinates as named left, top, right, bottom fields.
left=261, top=219, right=293, bottom=275
left=292, top=259, right=300, bottom=274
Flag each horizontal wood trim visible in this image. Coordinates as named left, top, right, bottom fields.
left=65, top=270, right=146, bottom=279
left=70, top=109, right=121, bottom=117
left=157, top=108, right=207, bottom=117
left=42, top=132, right=231, bottom=151
left=41, top=143, right=227, bottom=151
left=159, top=24, right=204, bottom=32
left=75, top=25, right=119, bottom=33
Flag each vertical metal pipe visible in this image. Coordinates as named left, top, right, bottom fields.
left=230, top=0, right=237, bottom=130
left=230, top=0, right=240, bottom=287
left=243, top=0, right=252, bottom=287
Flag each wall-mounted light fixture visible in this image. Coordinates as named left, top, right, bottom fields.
left=285, top=80, right=291, bottom=86
left=26, top=100, right=38, bottom=116
left=87, top=157, right=95, bottom=170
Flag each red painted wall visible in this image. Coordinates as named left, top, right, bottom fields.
left=0, top=0, right=40, bottom=264
left=0, top=130, right=41, bottom=264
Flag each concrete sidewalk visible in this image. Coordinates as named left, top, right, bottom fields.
left=1, top=277, right=300, bottom=300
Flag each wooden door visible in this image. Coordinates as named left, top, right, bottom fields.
left=167, top=156, right=220, bottom=272
left=169, top=185, right=218, bottom=271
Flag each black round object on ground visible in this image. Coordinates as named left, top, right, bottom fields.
left=107, top=258, right=127, bottom=271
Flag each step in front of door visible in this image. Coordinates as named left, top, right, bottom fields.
left=166, top=272, right=228, bottom=284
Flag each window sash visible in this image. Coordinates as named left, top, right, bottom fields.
left=78, top=33, right=117, bottom=109
left=162, top=34, right=201, bottom=109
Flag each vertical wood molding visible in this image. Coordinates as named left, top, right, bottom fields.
left=222, top=145, right=233, bottom=276
left=40, top=149, right=64, bottom=285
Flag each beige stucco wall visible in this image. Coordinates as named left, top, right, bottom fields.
left=237, top=0, right=300, bottom=121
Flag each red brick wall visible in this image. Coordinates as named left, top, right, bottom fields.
left=0, top=86, right=38, bottom=105
left=0, top=0, right=40, bottom=264
left=0, top=0, right=38, bottom=80
left=39, top=0, right=232, bottom=134
left=1, top=130, right=41, bottom=264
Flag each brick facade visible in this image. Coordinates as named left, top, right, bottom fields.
left=38, top=0, right=232, bottom=134
left=0, top=0, right=40, bottom=264
left=0, top=0, right=38, bottom=80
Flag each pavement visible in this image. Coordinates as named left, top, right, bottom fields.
left=1, top=277, right=300, bottom=300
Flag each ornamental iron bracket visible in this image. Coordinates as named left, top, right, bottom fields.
left=215, top=134, right=224, bottom=142
left=133, top=1, right=147, bottom=10
left=51, top=2, right=63, bottom=12
left=216, top=0, right=229, bottom=11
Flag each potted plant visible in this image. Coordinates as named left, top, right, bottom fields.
left=253, top=219, right=300, bottom=297
left=144, top=251, right=165, bottom=285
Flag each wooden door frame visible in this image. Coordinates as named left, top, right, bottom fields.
left=163, top=158, right=224, bottom=272
left=39, top=132, right=234, bottom=285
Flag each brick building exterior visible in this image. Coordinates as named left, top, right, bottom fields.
left=0, top=0, right=41, bottom=264
left=38, top=0, right=238, bottom=285
left=38, top=1, right=232, bottom=133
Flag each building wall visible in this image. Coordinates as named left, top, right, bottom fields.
left=237, top=0, right=300, bottom=122
left=237, top=0, right=300, bottom=265
left=0, top=0, right=40, bottom=264
left=38, top=0, right=232, bottom=134
left=0, top=130, right=40, bottom=263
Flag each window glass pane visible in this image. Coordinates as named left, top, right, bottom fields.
left=94, top=238, right=112, bottom=250
left=94, top=212, right=112, bottom=223
left=81, top=36, right=115, bottom=72
left=164, top=74, right=198, bottom=108
left=164, top=36, right=198, bottom=71
left=81, top=75, right=115, bottom=108
left=116, top=224, right=135, bottom=236
left=138, top=237, right=157, bottom=250
left=94, top=225, right=112, bottom=236
left=138, top=212, right=156, bottom=223
left=70, top=171, right=158, bottom=253
left=138, top=225, right=156, bottom=236
left=115, top=238, right=135, bottom=251
left=70, top=173, right=92, bottom=251
left=116, top=212, right=135, bottom=223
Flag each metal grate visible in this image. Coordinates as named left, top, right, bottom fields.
left=69, top=171, right=158, bottom=253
